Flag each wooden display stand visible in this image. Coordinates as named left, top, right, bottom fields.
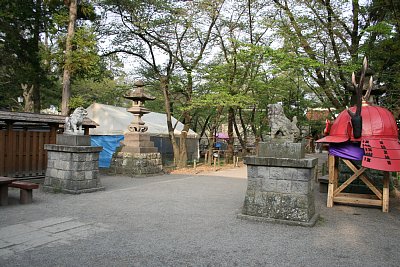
left=327, top=155, right=390, bottom=212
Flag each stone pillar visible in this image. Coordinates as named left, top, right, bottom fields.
left=43, top=135, right=104, bottom=194
left=238, top=142, right=319, bottom=226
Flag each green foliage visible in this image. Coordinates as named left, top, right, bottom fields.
left=0, top=0, right=49, bottom=110
left=363, top=0, right=400, bottom=117
left=70, top=78, right=131, bottom=108
left=69, top=95, right=86, bottom=109
left=70, top=27, right=102, bottom=79
left=0, top=0, right=108, bottom=111
left=365, top=22, right=394, bottom=35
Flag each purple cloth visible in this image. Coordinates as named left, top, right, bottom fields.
left=329, top=142, right=364, bottom=160
left=216, top=133, right=229, bottom=139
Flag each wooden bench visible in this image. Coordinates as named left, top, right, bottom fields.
left=8, top=181, right=39, bottom=204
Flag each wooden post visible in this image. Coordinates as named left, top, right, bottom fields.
left=49, top=124, right=58, bottom=143
left=0, top=130, right=5, bottom=176
left=327, top=155, right=337, bottom=207
left=31, top=131, right=38, bottom=175
left=382, top=172, right=390, bottom=212
left=193, top=159, right=197, bottom=170
left=17, top=131, right=24, bottom=176
left=213, top=157, right=216, bottom=171
left=6, top=122, right=14, bottom=177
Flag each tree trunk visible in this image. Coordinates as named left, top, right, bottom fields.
left=32, top=0, right=42, bottom=113
left=225, top=107, right=235, bottom=164
left=234, top=108, right=248, bottom=156
left=207, top=135, right=215, bottom=165
left=161, top=75, right=180, bottom=166
left=21, top=84, right=34, bottom=112
left=175, top=70, right=194, bottom=168
left=178, top=116, right=190, bottom=168
left=62, top=0, right=77, bottom=115
left=207, top=106, right=223, bottom=164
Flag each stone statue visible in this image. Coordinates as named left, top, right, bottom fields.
left=267, top=103, right=300, bottom=142
left=64, top=107, right=87, bottom=135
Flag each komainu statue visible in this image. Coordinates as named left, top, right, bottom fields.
left=267, top=103, right=300, bottom=142
left=64, top=107, right=87, bottom=135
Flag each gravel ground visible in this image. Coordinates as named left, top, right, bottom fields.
left=1, top=163, right=400, bottom=267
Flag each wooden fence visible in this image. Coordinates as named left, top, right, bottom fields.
left=0, top=111, right=97, bottom=179
left=0, top=126, right=57, bottom=178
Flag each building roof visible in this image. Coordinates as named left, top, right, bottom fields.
left=0, top=110, right=98, bottom=128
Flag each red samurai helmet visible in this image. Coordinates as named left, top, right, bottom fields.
left=317, top=58, right=400, bottom=171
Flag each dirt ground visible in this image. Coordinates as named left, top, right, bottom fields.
left=169, top=162, right=244, bottom=175
left=169, top=152, right=328, bottom=176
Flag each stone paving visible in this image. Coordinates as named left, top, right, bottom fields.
left=0, top=217, right=109, bottom=258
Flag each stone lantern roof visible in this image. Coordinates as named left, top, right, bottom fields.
left=124, top=80, right=156, bottom=102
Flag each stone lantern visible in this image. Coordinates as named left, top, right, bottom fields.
left=112, top=80, right=163, bottom=176
left=124, top=80, right=155, bottom=133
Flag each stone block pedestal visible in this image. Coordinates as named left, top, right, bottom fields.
left=239, top=142, right=318, bottom=226
left=43, top=135, right=104, bottom=194
left=111, top=152, right=163, bottom=177
left=110, top=132, right=163, bottom=177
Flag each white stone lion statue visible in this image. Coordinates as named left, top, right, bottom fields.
left=64, top=107, right=87, bottom=135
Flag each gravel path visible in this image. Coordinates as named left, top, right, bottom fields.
left=1, top=163, right=399, bottom=266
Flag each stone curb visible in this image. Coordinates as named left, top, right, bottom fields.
left=236, top=212, right=320, bottom=227
left=42, top=186, right=105, bottom=194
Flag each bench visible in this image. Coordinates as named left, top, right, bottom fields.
left=8, top=181, right=39, bottom=204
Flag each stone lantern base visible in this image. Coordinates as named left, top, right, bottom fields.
left=110, top=132, right=163, bottom=177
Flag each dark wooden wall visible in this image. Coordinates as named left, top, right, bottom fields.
left=0, top=124, right=57, bottom=178
left=0, top=111, right=97, bottom=179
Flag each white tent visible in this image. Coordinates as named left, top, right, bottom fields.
left=86, top=103, right=198, bottom=138
left=86, top=103, right=199, bottom=167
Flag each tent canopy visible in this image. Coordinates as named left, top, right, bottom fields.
left=86, top=103, right=198, bottom=138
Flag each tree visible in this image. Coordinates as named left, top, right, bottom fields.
left=364, top=0, right=400, bottom=118
left=0, top=0, right=46, bottom=112
left=0, top=0, right=102, bottom=113
left=101, top=0, right=224, bottom=167
left=271, top=0, right=374, bottom=110
left=209, top=0, right=273, bottom=161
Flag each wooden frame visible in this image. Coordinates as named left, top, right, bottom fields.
left=327, top=155, right=390, bottom=212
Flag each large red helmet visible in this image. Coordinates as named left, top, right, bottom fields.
left=317, top=58, right=400, bottom=172
left=318, top=102, right=399, bottom=143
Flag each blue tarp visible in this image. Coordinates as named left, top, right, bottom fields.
left=91, top=135, right=124, bottom=168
